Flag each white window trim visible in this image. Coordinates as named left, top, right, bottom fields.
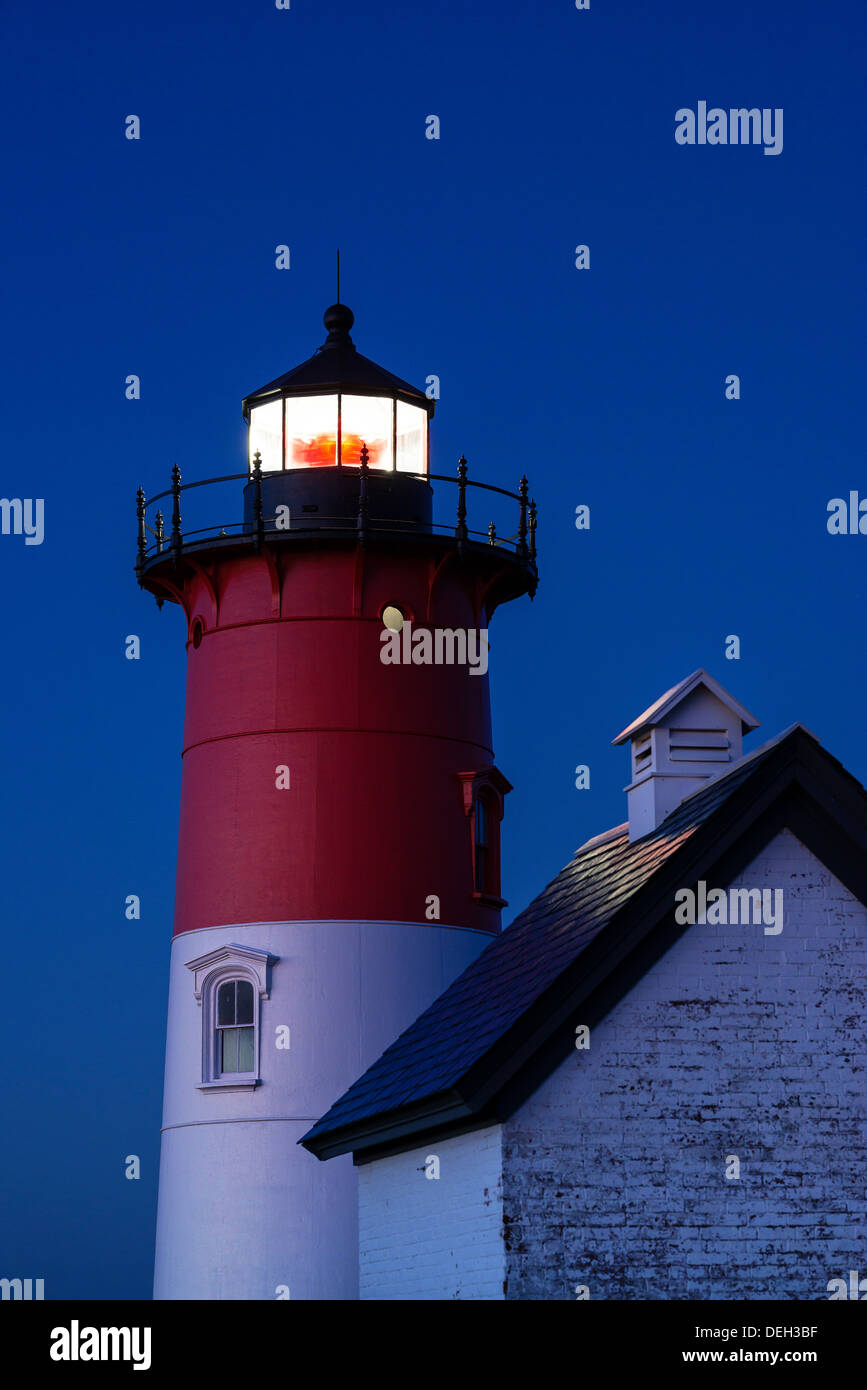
left=184, top=943, right=278, bottom=1093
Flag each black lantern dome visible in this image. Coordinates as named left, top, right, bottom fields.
left=241, top=304, right=434, bottom=475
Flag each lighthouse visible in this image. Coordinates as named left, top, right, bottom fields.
left=138, top=301, right=538, bottom=1300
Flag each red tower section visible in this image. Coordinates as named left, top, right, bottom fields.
left=137, top=304, right=538, bottom=940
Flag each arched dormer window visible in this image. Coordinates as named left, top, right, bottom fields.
left=185, top=943, right=277, bottom=1093
left=216, top=979, right=255, bottom=1075
left=457, top=767, right=512, bottom=907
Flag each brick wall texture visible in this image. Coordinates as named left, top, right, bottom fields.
left=358, top=1125, right=504, bottom=1299
left=502, top=831, right=867, bottom=1299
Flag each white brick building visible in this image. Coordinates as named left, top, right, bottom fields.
left=303, top=673, right=867, bottom=1300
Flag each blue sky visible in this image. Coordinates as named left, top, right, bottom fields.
left=0, top=0, right=864, bottom=1298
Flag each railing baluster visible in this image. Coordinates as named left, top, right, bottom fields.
left=155, top=509, right=165, bottom=554
left=528, top=497, right=537, bottom=564
left=136, top=487, right=147, bottom=571
left=488, top=521, right=497, bottom=545
left=170, top=463, right=182, bottom=559
left=516, top=475, right=529, bottom=559
left=252, top=450, right=264, bottom=553
left=357, top=442, right=369, bottom=543
left=456, top=455, right=468, bottom=542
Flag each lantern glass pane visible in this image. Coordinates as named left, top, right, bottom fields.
left=340, top=394, right=393, bottom=470
left=248, top=401, right=282, bottom=473
left=285, top=395, right=338, bottom=468
left=396, top=402, right=427, bottom=474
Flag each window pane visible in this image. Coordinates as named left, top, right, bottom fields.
left=217, top=981, right=236, bottom=1026
left=238, top=1026, right=254, bottom=1073
left=248, top=401, right=282, bottom=474
left=236, top=980, right=254, bottom=1025
left=340, top=394, right=393, bottom=470
left=475, top=798, right=488, bottom=846
left=474, top=845, right=488, bottom=894
left=396, top=401, right=426, bottom=474
left=285, top=395, right=338, bottom=468
left=221, top=1027, right=240, bottom=1073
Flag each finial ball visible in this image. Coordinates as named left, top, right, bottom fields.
left=323, top=302, right=354, bottom=336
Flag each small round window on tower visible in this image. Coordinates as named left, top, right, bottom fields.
left=381, top=606, right=404, bottom=633
left=191, top=618, right=204, bottom=649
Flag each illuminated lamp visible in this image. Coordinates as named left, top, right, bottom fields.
left=242, top=303, right=433, bottom=475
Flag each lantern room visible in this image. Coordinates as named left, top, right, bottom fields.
left=242, top=302, right=433, bottom=475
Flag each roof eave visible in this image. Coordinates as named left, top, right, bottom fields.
left=300, top=1088, right=472, bottom=1162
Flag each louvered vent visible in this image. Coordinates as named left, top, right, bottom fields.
left=668, top=728, right=730, bottom=764
left=632, top=731, right=653, bottom=777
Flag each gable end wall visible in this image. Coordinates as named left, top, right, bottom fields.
left=502, top=830, right=867, bottom=1299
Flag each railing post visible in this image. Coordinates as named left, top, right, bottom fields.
left=252, top=450, right=264, bottom=553
left=136, top=487, right=147, bottom=572
left=155, top=509, right=165, bottom=554
left=170, top=463, right=182, bottom=560
left=528, top=497, right=537, bottom=565
left=357, top=442, right=369, bottom=544
left=516, top=474, right=529, bottom=559
left=487, top=521, right=497, bottom=545
left=455, top=455, right=468, bottom=543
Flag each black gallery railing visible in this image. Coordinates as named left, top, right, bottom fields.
left=135, top=451, right=538, bottom=573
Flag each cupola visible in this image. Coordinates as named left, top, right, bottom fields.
left=612, top=670, right=760, bottom=841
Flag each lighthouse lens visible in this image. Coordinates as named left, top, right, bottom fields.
left=396, top=401, right=426, bottom=474
left=248, top=401, right=283, bottom=473
left=340, top=395, right=393, bottom=469
left=285, top=395, right=338, bottom=468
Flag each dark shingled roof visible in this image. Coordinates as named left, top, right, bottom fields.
left=301, top=724, right=867, bottom=1160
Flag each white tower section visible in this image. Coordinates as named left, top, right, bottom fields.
left=153, top=917, right=489, bottom=1300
